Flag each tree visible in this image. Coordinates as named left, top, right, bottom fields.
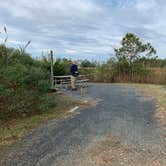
left=53, top=58, right=72, bottom=76
left=114, top=33, right=156, bottom=80
left=80, top=59, right=96, bottom=68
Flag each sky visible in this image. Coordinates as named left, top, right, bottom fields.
left=0, top=0, right=166, bottom=61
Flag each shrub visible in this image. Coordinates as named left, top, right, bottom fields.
left=0, top=45, right=57, bottom=121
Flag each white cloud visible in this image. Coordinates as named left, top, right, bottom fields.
left=1, top=0, right=101, bottom=21
left=83, top=50, right=94, bottom=53
left=135, top=0, right=158, bottom=11
left=1, top=0, right=166, bottom=60
left=65, top=49, right=78, bottom=54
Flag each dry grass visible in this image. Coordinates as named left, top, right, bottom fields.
left=85, top=136, right=166, bottom=166
left=84, top=67, right=166, bottom=84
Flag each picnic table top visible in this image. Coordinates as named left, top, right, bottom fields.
left=54, top=75, right=85, bottom=78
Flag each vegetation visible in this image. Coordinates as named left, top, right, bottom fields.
left=114, top=33, right=156, bottom=80
left=54, top=58, right=72, bottom=76
left=0, top=44, right=58, bottom=121
left=80, top=33, right=166, bottom=84
left=0, top=27, right=76, bottom=122
left=80, top=59, right=97, bottom=68
left=0, top=27, right=81, bottom=149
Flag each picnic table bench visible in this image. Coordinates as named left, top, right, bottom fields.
left=54, top=75, right=89, bottom=90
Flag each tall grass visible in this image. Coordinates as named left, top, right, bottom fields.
left=80, top=66, right=166, bottom=84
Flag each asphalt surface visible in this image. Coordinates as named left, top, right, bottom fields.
left=1, top=84, right=166, bottom=165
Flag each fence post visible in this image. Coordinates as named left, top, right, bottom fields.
left=50, top=50, right=54, bottom=89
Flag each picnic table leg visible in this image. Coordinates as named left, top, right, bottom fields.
left=60, top=80, right=63, bottom=89
left=80, top=86, right=83, bottom=96
left=65, top=83, right=68, bottom=90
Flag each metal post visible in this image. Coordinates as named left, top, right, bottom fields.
left=50, top=50, right=54, bottom=89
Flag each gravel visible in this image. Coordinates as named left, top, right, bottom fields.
left=1, top=84, right=166, bottom=166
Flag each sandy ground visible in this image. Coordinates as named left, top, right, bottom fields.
left=1, top=84, right=166, bottom=166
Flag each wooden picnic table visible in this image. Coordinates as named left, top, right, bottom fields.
left=54, top=75, right=89, bottom=89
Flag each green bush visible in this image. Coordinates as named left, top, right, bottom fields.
left=53, top=58, right=71, bottom=76
left=0, top=45, right=57, bottom=121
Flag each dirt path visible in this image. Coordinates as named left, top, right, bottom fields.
left=1, top=84, right=166, bottom=166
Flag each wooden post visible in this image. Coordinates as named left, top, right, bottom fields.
left=50, top=50, right=54, bottom=89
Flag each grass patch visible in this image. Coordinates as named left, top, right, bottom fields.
left=86, top=135, right=166, bottom=165
left=0, top=93, right=80, bottom=157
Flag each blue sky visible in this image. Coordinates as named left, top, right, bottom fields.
left=0, top=0, right=166, bottom=61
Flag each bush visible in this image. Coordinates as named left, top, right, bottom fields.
left=53, top=58, right=72, bottom=76
left=0, top=45, right=57, bottom=121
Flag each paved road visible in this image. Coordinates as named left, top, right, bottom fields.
left=1, top=84, right=166, bottom=165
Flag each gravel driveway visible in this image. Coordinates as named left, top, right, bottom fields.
left=1, top=84, right=166, bottom=166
